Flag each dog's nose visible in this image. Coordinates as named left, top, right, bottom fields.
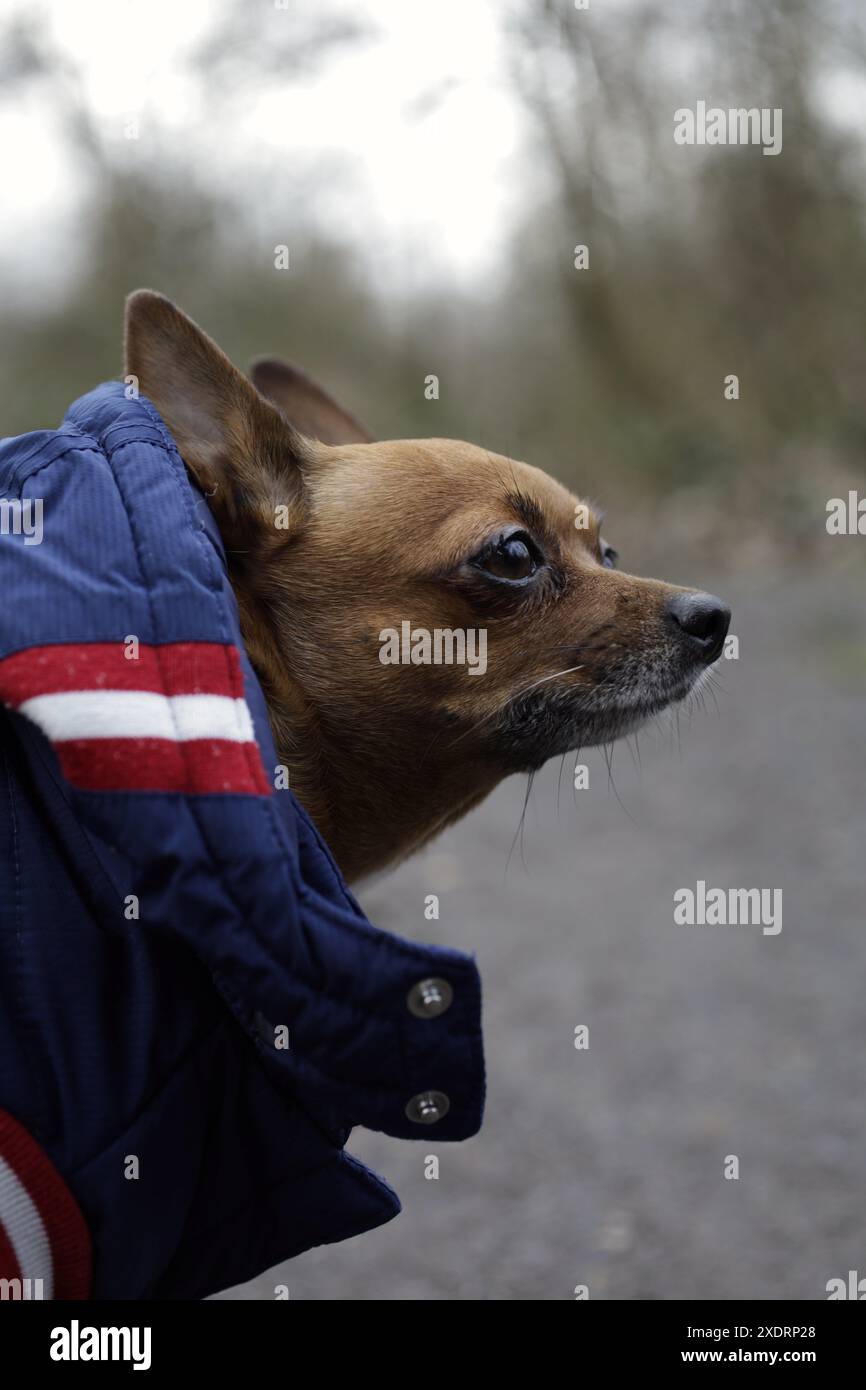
left=666, top=591, right=731, bottom=663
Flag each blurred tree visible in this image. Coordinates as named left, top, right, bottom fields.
left=499, top=0, right=866, bottom=547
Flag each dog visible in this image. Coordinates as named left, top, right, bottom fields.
left=124, top=290, right=730, bottom=882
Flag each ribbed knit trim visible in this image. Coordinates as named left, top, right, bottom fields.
left=0, top=1109, right=91, bottom=1299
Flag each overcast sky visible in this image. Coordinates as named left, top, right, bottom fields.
left=2, top=0, right=865, bottom=304
left=0, top=0, right=532, bottom=299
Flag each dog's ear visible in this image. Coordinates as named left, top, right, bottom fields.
left=124, top=290, right=308, bottom=551
left=249, top=357, right=374, bottom=446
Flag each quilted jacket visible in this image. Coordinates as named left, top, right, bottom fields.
left=0, top=382, right=485, bottom=1300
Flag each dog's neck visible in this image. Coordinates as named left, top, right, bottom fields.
left=235, top=588, right=499, bottom=881
left=278, top=699, right=496, bottom=880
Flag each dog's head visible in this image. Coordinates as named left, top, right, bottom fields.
left=125, top=291, right=729, bottom=879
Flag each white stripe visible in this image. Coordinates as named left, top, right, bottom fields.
left=0, top=1153, right=54, bottom=1298
left=18, top=690, right=255, bottom=744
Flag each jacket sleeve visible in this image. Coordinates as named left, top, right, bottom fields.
left=0, top=393, right=485, bottom=1148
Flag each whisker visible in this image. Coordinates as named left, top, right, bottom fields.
left=442, top=661, right=587, bottom=752
left=505, top=771, right=536, bottom=879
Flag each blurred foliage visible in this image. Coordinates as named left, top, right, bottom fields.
left=1, top=0, right=865, bottom=574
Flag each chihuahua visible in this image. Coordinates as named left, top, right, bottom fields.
left=124, top=291, right=730, bottom=882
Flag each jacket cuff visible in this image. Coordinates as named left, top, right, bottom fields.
left=246, top=883, right=486, bottom=1143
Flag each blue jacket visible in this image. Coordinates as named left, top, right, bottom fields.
left=0, top=382, right=485, bottom=1300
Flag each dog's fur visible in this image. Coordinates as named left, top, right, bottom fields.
left=124, top=291, right=727, bottom=881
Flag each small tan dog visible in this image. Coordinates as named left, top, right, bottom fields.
left=125, top=291, right=730, bottom=881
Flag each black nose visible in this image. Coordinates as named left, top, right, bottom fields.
left=666, top=591, right=731, bottom=663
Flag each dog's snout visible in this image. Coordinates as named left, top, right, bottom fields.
left=666, top=591, right=731, bottom=663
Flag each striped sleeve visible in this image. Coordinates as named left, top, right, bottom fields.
left=0, top=641, right=271, bottom=796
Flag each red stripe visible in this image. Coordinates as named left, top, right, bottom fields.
left=0, top=641, right=272, bottom=796
left=0, top=642, right=244, bottom=704
left=0, top=1109, right=92, bottom=1300
left=56, top=737, right=271, bottom=795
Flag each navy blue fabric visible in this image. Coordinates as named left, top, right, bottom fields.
left=0, top=382, right=485, bottom=1300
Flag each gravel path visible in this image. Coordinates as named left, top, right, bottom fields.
left=217, top=570, right=866, bottom=1300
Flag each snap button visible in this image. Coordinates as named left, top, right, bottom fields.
left=406, top=977, right=453, bottom=1019
left=405, top=1090, right=451, bottom=1125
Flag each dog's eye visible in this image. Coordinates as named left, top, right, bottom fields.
left=601, top=543, right=618, bottom=570
left=477, top=531, right=539, bottom=582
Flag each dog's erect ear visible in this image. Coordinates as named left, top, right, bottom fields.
left=124, top=291, right=308, bottom=549
left=250, top=357, right=374, bottom=446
